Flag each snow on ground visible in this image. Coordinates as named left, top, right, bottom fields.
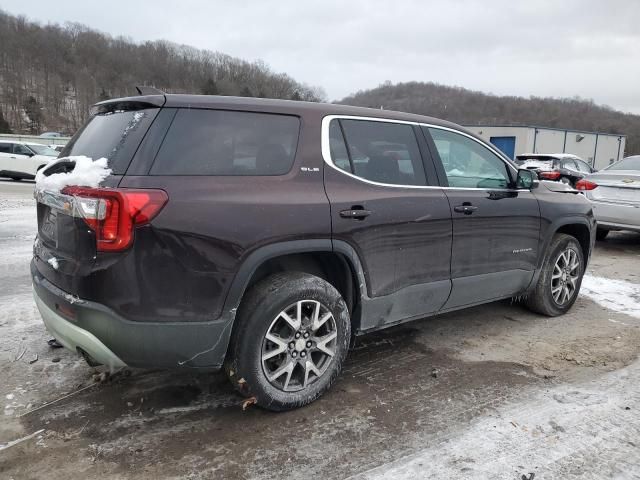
left=352, top=358, right=640, bottom=480
left=581, top=274, right=640, bottom=320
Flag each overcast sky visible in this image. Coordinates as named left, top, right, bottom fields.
left=3, top=0, right=640, bottom=113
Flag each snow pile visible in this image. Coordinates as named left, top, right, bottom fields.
left=581, top=274, right=640, bottom=320
left=47, top=257, right=59, bottom=270
left=35, top=156, right=112, bottom=193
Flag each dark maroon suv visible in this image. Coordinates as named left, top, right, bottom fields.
left=32, top=94, right=595, bottom=410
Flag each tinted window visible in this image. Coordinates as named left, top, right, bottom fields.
left=328, top=120, right=351, bottom=172
left=61, top=108, right=159, bottom=174
left=337, top=119, right=426, bottom=186
left=428, top=128, right=511, bottom=189
left=151, top=109, right=300, bottom=176
left=0, top=143, right=12, bottom=154
left=13, top=144, right=33, bottom=156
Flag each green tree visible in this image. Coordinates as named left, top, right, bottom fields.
left=201, top=78, right=219, bottom=95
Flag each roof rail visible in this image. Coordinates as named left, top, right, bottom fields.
left=135, top=85, right=165, bottom=96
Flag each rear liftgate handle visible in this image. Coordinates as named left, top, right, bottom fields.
left=340, top=205, right=372, bottom=220
left=453, top=202, right=478, bottom=215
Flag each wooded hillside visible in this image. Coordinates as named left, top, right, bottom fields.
left=339, top=81, right=640, bottom=155
left=0, top=10, right=325, bottom=135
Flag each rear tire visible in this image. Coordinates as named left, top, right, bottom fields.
left=596, top=227, right=609, bottom=241
left=525, top=234, right=585, bottom=316
left=225, top=272, right=350, bottom=411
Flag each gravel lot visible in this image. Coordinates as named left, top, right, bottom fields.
left=1, top=179, right=639, bottom=479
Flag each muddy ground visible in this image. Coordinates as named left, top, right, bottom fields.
left=1, top=179, right=639, bottom=479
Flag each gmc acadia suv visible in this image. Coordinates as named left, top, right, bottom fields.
left=32, top=94, right=595, bottom=411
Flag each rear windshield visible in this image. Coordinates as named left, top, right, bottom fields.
left=150, top=109, right=300, bottom=176
left=60, top=108, right=159, bottom=174
left=606, top=156, right=640, bottom=171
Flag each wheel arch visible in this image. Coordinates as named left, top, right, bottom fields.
left=222, top=239, right=368, bottom=332
left=554, top=222, right=592, bottom=262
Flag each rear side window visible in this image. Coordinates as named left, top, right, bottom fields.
left=61, top=108, right=159, bottom=174
left=330, top=119, right=426, bottom=186
left=0, top=143, right=12, bottom=153
left=150, top=109, right=300, bottom=176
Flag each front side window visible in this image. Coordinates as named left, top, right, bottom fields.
left=151, top=109, right=300, bottom=176
left=330, top=119, right=426, bottom=186
left=13, top=144, right=33, bottom=156
left=427, top=128, right=511, bottom=189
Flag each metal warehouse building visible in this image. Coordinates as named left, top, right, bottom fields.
left=464, top=125, right=626, bottom=170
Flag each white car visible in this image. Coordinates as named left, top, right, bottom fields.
left=0, top=141, right=59, bottom=180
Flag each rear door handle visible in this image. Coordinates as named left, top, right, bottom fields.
left=340, top=207, right=371, bottom=220
left=453, top=204, right=478, bottom=215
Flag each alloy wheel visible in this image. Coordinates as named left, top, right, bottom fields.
left=261, top=300, right=337, bottom=392
left=551, top=247, right=581, bottom=305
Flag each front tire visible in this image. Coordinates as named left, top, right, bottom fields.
left=225, top=272, right=351, bottom=411
left=525, top=234, right=585, bottom=316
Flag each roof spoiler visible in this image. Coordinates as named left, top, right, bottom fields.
left=135, top=85, right=165, bottom=96
left=92, top=87, right=166, bottom=115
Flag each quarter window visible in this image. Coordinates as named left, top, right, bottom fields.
left=427, top=128, right=511, bottom=189
left=151, top=109, right=300, bottom=176
left=330, top=119, right=426, bottom=186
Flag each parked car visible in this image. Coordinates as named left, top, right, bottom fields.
left=0, top=140, right=59, bottom=180
left=32, top=94, right=595, bottom=411
left=39, top=132, right=63, bottom=138
left=515, top=153, right=595, bottom=187
left=576, top=155, right=640, bottom=240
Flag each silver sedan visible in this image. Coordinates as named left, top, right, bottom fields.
left=576, top=155, right=640, bottom=240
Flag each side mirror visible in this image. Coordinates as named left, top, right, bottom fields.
left=516, top=169, right=539, bottom=190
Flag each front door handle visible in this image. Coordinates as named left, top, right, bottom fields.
left=340, top=207, right=371, bottom=220
left=453, top=203, right=478, bottom=215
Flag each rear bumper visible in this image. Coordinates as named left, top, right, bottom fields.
left=31, top=260, right=233, bottom=369
left=34, top=291, right=127, bottom=368
left=590, top=200, right=640, bottom=232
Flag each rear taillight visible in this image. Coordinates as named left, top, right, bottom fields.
left=538, top=171, right=561, bottom=180
left=575, top=179, right=598, bottom=191
left=61, top=186, right=168, bottom=252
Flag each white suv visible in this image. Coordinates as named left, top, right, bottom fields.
left=0, top=141, right=58, bottom=180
